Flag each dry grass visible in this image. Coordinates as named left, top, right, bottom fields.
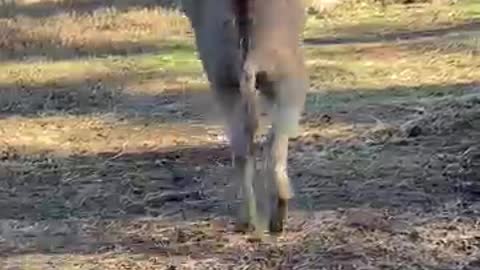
left=3, top=209, right=479, bottom=269
left=0, top=2, right=190, bottom=60
left=304, top=0, right=479, bottom=39
left=0, top=115, right=223, bottom=156
left=306, top=42, right=480, bottom=92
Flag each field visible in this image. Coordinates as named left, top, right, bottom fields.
left=1, top=0, right=480, bottom=269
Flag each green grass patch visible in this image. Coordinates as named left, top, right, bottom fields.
left=304, top=1, right=479, bottom=39
left=305, top=40, right=480, bottom=92
left=0, top=43, right=202, bottom=88
left=458, top=0, right=480, bottom=19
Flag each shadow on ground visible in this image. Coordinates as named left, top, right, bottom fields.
left=304, top=21, right=480, bottom=46
left=0, top=32, right=195, bottom=62
left=0, top=73, right=476, bottom=121
left=1, top=127, right=480, bottom=268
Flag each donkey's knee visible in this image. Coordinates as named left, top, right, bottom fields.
left=272, top=105, right=302, bottom=138
left=275, top=164, right=294, bottom=200
left=271, top=77, right=308, bottom=138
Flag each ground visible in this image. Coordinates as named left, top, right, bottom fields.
left=1, top=0, right=480, bottom=269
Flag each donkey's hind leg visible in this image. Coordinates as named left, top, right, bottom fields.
left=266, top=76, right=307, bottom=234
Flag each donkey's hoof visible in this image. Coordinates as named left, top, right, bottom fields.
left=233, top=221, right=254, bottom=233
left=269, top=199, right=288, bottom=234
left=269, top=218, right=285, bottom=234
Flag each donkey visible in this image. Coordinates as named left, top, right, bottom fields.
left=182, top=0, right=308, bottom=235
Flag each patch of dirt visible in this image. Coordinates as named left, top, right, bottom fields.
left=2, top=87, right=480, bottom=269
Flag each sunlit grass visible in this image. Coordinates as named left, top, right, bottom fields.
left=305, top=42, right=480, bottom=92
left=0, top=44, right=201, bottom=88
left=0, top=4, right=191, bottom=60
left=458, top=0, right=480, bottom=19
left=0, top=115, right=221, bottom=156
left=304, top=0, right=479, bottom=39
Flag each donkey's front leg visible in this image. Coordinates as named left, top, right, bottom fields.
left=227, top=107, right=265, bottom=237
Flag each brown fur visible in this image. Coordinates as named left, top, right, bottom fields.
left=182, top=0, right=308, bottom=236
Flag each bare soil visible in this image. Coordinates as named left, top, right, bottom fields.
left=1, top=82, right=480, bottom=269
